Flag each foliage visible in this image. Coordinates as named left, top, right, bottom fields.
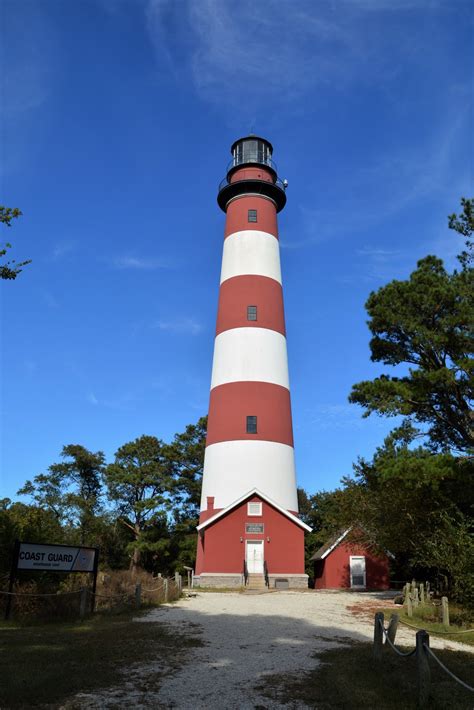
left=18, top=445, right=105, bottom=545
left=349, top=254, right=473, bottom=453
left=0, top=206, right=31, bottom=280
left=104, top=435, right=174, bottom=573
left=449, top=196, right=474, bottom=268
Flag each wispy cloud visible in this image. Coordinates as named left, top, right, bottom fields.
left=87, top=392, right=99, bottom=406
left=153, top=318, right=203, bottom=335
left=113, top=255, right=171, bottom=270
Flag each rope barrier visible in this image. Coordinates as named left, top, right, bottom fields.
left=92, top=591, right=131, bottom=599
left=399, top=618, right=474, bottom=635
left=379, top=618, right=417, bottom=657
left=423, top=644, right=474, bottom=692
left=0, top=589, right=81, bottom=598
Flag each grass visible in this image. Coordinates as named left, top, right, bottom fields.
left=260, top=641, right=474, bottom=709
left=382, top=606, right=474, bottom=647
left=0, top=610, right=202, bottom=708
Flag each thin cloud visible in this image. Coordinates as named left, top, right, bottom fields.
left=113, top=255, right=171, bottom=270
left=153, top=318, right=203, bottom=335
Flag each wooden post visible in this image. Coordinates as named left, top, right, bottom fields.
left=79, top=588, right=88, bottom=619
left=426, top=581, right=430, bottom=596
left=373, top=612, right=384, bottom=661
left=135, top=583, right=141, bottom=610
left=414, top=588, right=419, bottom=608
left=407, top=593, right=413, bottom=618
left=164, top=578, right=168, bottom=602
left=404, top=582, right=410, bottom=605
left=416, top=630, right=431, bottom=707
left=441, top=596, right=450, bottom=628
left=411, top=578, right=417, bottom=594
left=420, top=583, right=425, bottom=605
left=175, top=571, right=180, bottom=590
left=387, top=613, right=399, bottom=646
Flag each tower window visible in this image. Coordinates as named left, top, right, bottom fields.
left=246, top=416, right=257, bottom=434
left=247, top=305, right=257, bottom=321
left=248, top=209, right=258, bottom=223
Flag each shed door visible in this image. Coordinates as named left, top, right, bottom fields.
left=246, top=540, right=264, bottom=573
left=350, top=556, right=366, bottom=588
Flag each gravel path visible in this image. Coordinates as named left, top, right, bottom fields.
left=70, top=590, right=474, bottom=709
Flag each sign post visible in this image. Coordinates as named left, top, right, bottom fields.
left=5, top=541, right=99, bottom=620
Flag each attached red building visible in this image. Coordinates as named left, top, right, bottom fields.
left=312, top=529, right=390, bottom=590
left=195, top=489, right=311, bottom=588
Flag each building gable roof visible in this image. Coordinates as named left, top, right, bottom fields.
left=196, top=488, right=312, bottom=533
left=310, top=528, right=351, bottom=561
left=310, top=527, right=394, bottom=561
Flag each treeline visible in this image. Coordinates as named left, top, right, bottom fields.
left=1, top=199, right=472, bottom=604
left=1, top=418, right=207, bottom=577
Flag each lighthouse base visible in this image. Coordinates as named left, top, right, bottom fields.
left=193, top=573, right=309, bottom=590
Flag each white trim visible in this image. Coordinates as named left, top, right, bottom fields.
left=197, top=487, right=312, bottom=533
left=319, top=528, right=351, bottom=560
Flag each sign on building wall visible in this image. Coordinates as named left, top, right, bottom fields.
left=245, top=523, right=264, bottom=534
left=16, top=543, right=97, bottom=573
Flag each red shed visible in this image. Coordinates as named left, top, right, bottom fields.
left=312, top=529, right=390, bottom=590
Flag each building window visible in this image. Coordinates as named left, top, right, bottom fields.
left=247, top=305, right=257, bottom=321
left=248, top=502, right=262, bottom=516
left=248, top=209, right=257, bottom=223
left=246, top=415, right=257, bottom=434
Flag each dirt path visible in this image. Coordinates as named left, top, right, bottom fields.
left=69, top=591, right=473, bottom=709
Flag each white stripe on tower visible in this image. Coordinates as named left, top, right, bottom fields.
left=220, top=230, right=282, bottom=284
left=210, top=328, right=289, bottom=389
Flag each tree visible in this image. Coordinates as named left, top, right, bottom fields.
left=165, top=416, right=207, bottom=571
left=167, top=416, right=207, bottom=520
left=349, top=253, right=473, bottom=453
left=0, top=206, right=31, bottom=280
left=18, top=445, right=105, bottom=544
left=449, top=197, right=474, bottom=268
left=338, top=428, right=474, bottom=603
left=104, top=435, right=173, bottom=574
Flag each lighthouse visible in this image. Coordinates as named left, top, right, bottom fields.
left=194, top=136, right=310, bottom=589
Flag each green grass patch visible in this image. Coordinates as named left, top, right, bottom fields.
left=382, top=607, right=474, bottom=646
left=260, top=641, right=474, bottom=709
left=0, top=611, right=202, bottom=708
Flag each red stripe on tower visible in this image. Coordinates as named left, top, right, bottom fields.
left=195, top=136, right=309, bottom=589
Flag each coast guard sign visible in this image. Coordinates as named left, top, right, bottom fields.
left=16, top=542, right=97, bottom=572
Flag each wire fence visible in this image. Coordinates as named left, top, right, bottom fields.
left=0, top=574, right=182, bottom=622
left=374, top=612, right=474, bottom=706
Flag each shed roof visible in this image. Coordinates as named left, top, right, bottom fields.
left=310, top=529, right=351, bottom=561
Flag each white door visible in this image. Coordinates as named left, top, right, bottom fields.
left=246, top=540, right=264, bottom=573
left=350, top=556, right=366, bottom=588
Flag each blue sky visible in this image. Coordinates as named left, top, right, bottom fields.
left=1, top=0, right=472, bottom=501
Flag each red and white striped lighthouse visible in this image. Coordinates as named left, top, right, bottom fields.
left=195, top=136, right=310, bottom=589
